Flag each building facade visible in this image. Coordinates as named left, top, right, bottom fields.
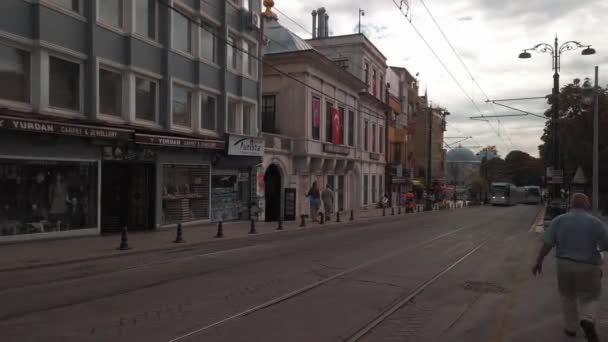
left=307, top=32, right=388, bottom=208
left=260, top=8, right=364, bottom=221
left=0, top=0, right=263, bottom=241
left=410, top=101, right=448, bottom=186
left=385, top=67, right=408, bottom=205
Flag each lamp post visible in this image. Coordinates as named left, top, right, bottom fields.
left=519, top=37, right=595, bottom=216
left=358, top=8, right=365, bottom=34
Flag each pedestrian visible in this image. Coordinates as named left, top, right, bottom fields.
left=382, top=193, right=390, bottom=208
left=307, top=182, right=321, bottom=222
left=406, top=190, right=415, bottom=213
left=532, top=193, right=608, bottom=341
left=321, top=184, right=334, bottom=221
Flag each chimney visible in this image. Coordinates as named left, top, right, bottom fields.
left=317, top=7, right=326, bottom=38
left=324, top=13, right=329, bottom=37
left=311, top=10, right=317, bottom=39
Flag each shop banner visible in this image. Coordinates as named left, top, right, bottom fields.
left=323, top=144, right=350, bottom=155
left=227, top=134, right=264, bottom=157
left=135, top=133, right=224, bottom=150
left=0, top=114, right=132, bottom=140
left=256, top=164, right=265, bottom=197
left=331, top=107, right=341, bottom=145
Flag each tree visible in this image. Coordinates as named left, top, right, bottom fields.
left=504, top=151, right=543, bottom=186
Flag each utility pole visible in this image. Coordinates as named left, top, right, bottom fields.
left=358, top=9, right=365, bottom=34
left=593, top=66, right=599, bottom=215
left=426, top=105, right=433, bottom=210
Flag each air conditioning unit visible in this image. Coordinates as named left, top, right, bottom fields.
left=249, top=12, right=260, bottom=30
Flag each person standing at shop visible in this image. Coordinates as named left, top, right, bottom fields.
left=307, top=182, right=321, bottom=222
left=321, top=184, right=335, bottom=222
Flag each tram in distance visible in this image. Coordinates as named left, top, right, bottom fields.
left=489, top=182, right=526, bottom=206
left=522, top=185, right=542, bottom=204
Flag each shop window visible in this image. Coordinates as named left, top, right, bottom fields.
left=173, top=11, right=192, bottom=54
left=162, top=165, right=210, bottom=224
left=0, top=44, right=29, bottom=103
left=135, top=76, right=157, bottom=122
left=0, top=159, right=98, bottom=237
left=135, top=0, right=157, bottom=40
left=99, top=68, right=122, bottom=117
left=99, top=0, right=123, bottom=29
left=201, top=93, right=217, bottom=131
left=200, top=23, right=217, bottom=63
left=172, top=84, right=192, bottom=128
left=49, top=56, right=80, bottom=111
left=211, top=170, right=251, bottom=221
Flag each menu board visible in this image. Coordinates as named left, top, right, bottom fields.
left=284, top=188, right=296, bottom=221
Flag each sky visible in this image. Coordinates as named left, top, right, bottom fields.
left=267, top=0, right=608, bottom=158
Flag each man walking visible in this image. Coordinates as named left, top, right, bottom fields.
left=533, top=193, right=608, bottom=341
left=321, top=184, right=334, bottom=222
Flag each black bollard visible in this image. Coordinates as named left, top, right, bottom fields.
left=300, top=215, right=306, bottom=227
left=174, top=223, right=185, bottom=243
left=350, top=210, right=354, bottom=221
left=277, top=217, right=283, bottom=230
left=249, top=219, right=257, bottom=234
left=336, top=211, right=341, bottom=223
left=391, top=207, right=395, bottom=216
left=117, top=226, right=130, bottom=250
left=398, top=206, right=402, bottom=215
left=319, top=212, right=325, bottom=224
left=215, top=221, right=224, bottom=238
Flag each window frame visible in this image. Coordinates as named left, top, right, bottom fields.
left=242, top=38, right=258, bottom=79
left=171, top=81, right=194, bottom=130
left=325, top=101, right=334, bottom=143
left=47, top=53, right=84, bottom=115
left=97, top=64, right=125, bottom=120
left=200, top=91, right=219, bottom=133
left=338, top=106, right=345, bottom=146
left=261, top=94, right=277, bottom=133
left=371, top=123, right=377, bottom=153
left=134, top=74, right=159, bottom=124
left=226, top=96, right=257, bottom=136
left=0, top=41, right=32, bottom=108
left=172, top=8, right=194, bottom=56
left=347, top=110, right=354, bottom=147
left=133, top=0, right=159, bottom=42
left=227, top=33, right=240, bottom=73
left=379, top=126, right=384, bottom=154
left=363, top=120, right=369, bottom=151
left=199, top=22, right=218, bottom=65
left=97, top=0, right=125, bottom=32
left=311, top=96, right=321, bottom=140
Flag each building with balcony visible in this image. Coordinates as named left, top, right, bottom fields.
left=0, top=0, right=263, bottom=241
left=307, top=22, right=388, bottom=208
left=260, top=7, right=364, bottom=221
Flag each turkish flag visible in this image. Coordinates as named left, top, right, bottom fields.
left=332, top=107, right=341, bottom=145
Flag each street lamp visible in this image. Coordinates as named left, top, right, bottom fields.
left=519, top=36, right=595, bottom=216
left=358, top=8, right=365, bottom=34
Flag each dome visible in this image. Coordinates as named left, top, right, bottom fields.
left=447, top=147, right=479, bottom=162
left=264, top=18, right=314, bottom=54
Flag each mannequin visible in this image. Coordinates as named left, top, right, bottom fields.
left=29, top=172, right=48, bottom=221
left=49, top=172, right=69, bottom=229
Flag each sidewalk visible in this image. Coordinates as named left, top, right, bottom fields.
left=0, top=206, right=424, bottom=272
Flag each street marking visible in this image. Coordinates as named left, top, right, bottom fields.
left=167, top=224, right=481, bottom=342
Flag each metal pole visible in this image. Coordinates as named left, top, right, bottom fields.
left=593, top=66, right=599, bottom=215
left=426, top=105, right=433, bottom=210
left=550, top=37, right=561, bottom=214
left=358, top=9, right=361, bottom=34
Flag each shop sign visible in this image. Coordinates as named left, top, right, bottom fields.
left=390, top=164, right=403, bottom=177
left=227, top=134, right=265, bottom=156
left=256, top=164, right=265, bottom=197
left=135, top=133, right=224, bottom=150
left=0, top=115, right=131, bottom=140
left=391, top=177, right=406, bottom=184
left=370, top=153, right=381, bottom=161
left=323, top=144, right=350, bottom=155
left=396, top=114, right=408, bottom=128
left=284, top=188, right=296, bottom=221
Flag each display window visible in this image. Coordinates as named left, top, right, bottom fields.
left=0, top=159, right=98, bottom=236
left=162, top=164, right=210, bottom=224
left=211, top=169, right=250, bottom=222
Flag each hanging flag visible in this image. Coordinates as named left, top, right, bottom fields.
left=332, top=107, right=341, bottom=145
left=313, top=100, right=320, bottom=128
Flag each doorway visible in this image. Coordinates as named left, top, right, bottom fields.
left=264, top=164, right=282, bottom=221
left=101, top=162, right=155, bottom=233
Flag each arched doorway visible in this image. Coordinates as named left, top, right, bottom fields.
left=264, top=164, right=282, bottom=221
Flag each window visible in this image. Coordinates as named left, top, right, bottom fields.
left=172, top=84, right=192, bottom=127
left=348, top=110, right=354, bottom=146
left=363, top=175, right=369, bottom=205
left=200, top=24, right=217, bottom=63
left=380, top=75, right=384, bottom=100
left=372, top=175, right=377, bottom=203
left=99, top=68, right=122, bottom=117
left=135, top=77, right=156, bottom=121
left=244, top=41, right=256, bottom=76
left=49, top=56, right=80, bottom=111
left=135, top=0, right=157, bottom=40
left=371, top=124, right=376, bottom=152
left=364, top=62, right=369, bottom=85
left=327, top=175, right=335, bottom=191
left=392, top=143, right=401, bottom=162
left=53, top=0, right=79, bottom=12
left=99, top=0, right=123, bottom=29
left=243, top=103, right=254, bottom=135
left=262, top=95, right=276, bottom=133
left=228, top=100, right=237, bottom=132
left=227, top=35, right=238, bottom=70
left=201, top=94, right=217, bottom=131
left=364, top=121, right=369, bottom=151
left=372, top=69, right=377, bottom=96
left=339, top=107, right=345, bottom=145
left=163, top=164, right=210, bottom=223
left=312, top=97, right=320, bottom=140
left=325, top=102, right=333, bottom=143
left=173, top=11, right=192, bottom=53
left=243, top=0, right=250, bottom=11
left=0, top=44, right=29, bottom=103
left=379, top=127, right=384, bottom=154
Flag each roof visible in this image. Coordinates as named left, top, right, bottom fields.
left=264, top=18, right=313, bottom=55
left=446, top=147, right=479, bottom=162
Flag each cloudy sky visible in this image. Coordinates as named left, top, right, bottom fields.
left=268, top=0, right=608, bottom=157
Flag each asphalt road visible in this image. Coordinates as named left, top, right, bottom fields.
left=0, top=205, right=555, bottom=342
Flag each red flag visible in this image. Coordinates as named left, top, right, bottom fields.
left=332, top=107, right=341, bottom=145
left=313, top=100, right=320, bottom=128
left=372, top=78, right=377, bottom=97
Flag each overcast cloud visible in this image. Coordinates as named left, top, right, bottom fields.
left=270, top=0, right=607, bottom=157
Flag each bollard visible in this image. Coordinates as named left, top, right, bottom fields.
left=319, top=212, right=325, bottom=224
left=174, top=223, right=185, bottom=243
left=215, top=221, right=224, bottom=238
left=391, top=207, right=395, bottom=216
left=117, top=226, right=130, bottom=250
left=300, top=215, right=306, bottom=227
left=277, top=216, right=283, bottom=230
left=383, top=207, right=386, bottom=216
left=336, top=211, right=341, bottom=223
left=249, top=219, right=257, bottom=234
left=350, top=210, right=354, bottom=221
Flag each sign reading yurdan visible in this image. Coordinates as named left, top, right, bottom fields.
left=227, top=134, right=265, bottom=156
